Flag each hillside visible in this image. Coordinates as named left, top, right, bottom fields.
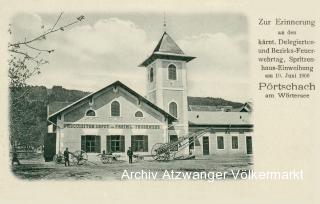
left=187, top=96, right=243, bottom=108
left=9, top=85, right=243, bottom=149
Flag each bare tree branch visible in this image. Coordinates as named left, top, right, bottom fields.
left=8, top=13, right=85, bottom=88
left=50, top=12, right=64, bottom=31
left=9, top=49, right=32, bottom=59
left=24, top=43, right=54, bottom=53
left=8, top=15, right=85, bottom=48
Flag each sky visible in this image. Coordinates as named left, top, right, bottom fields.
left=10, top=12, right=251, bottom=103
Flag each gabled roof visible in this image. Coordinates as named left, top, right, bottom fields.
left=48, top=102, right=72, bottom=115
left=139, top=32, right=195, bottom=67
left=47, top=81, right=177, bottom=124
left=240, top=102, right=253, bottom=112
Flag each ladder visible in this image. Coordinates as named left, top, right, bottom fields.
left=151, top=127, right=212, bottom=161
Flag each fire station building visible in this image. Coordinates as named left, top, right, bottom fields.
left=46, top=31, right=253, bottom=161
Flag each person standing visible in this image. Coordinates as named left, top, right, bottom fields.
left=12, top=149, right=20, bottom=165
left=127, top=147, right=133, bottom=164
left=64, top=148, right=70, bottom=167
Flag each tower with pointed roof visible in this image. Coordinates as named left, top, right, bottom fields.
left=139, top=31, right=195, bottom=141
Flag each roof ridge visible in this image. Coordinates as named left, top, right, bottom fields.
left=47, top=80, right=177, bottom=123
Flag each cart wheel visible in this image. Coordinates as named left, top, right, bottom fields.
left=151, top=143, right=170, bottom=161
left=100, top=156, right=108, bottom=164
left=106, top=157, right=113, bottom=163
left=70, top=152, right=77, bottom=165
left=53, top=153, right=64, bottom=164
left=71, top=150, right=88, bottom=165
left=151, top=143, right=162, bottom=161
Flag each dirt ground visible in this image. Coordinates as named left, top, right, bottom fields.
left=11, top=154, right=253, bottom=181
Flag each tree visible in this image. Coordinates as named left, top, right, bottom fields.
left=8, top=12, right=85, bottom=102
left=8, top=12, right=85, bottom=150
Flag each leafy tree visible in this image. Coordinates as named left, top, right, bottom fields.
left=8, top=13, right=85, bottom=150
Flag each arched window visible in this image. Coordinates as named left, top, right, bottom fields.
left=169, top=102, right=178, bottom=118
left=168, top=64, right=177, bottom=80
left=135, top=111, right=143, bottom=118
left=85, top=109, right=96, bottom=117
left=111, top=101, right=120, bottom=116
left=149, top=68, right=154, bottom=82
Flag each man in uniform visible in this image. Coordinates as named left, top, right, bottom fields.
left=64, top=147, right=70, bottom=166
left=127, top=147, right=133, bottom=164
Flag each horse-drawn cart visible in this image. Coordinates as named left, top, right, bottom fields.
left=97, top=154, right=121, bottom=164
left=53, top=150, right=88, bottom=165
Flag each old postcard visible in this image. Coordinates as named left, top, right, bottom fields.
left=0, top=0, right=319, bottom=203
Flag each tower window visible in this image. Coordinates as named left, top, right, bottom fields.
left=111, top=101, right=120, bottom=116
left=169, top=102, right=178, bottom=118
left=168, top=64, right=177, bottom=80
left=135, top=111, right=143, bottom=118
left=149, top=68, right=154, bottom=82
left=85, top=109, right=96, bottom=117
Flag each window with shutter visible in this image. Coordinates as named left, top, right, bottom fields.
left=81, top=135, right=101, bottom=153
left=120, top=136, right=125, bottom=152
left=131, top=135, right=148, bottom=152
left=106, top=135, right=125, bottom=153
left=81, top=135, right=85, bottom=151
left=106, top=136, right=111, bottom=153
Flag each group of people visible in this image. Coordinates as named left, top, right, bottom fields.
left=11, top=146, right=134, bottom=167
left=62, top=146, right=134, bottom=167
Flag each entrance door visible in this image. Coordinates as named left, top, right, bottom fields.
left=203, top=137, right=209, bottom=155
left=246, top=136, right=253, bottom=154
left=44, top=133, right=56, bottom=162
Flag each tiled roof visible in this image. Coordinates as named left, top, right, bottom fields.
left=240, top=102, right=253, bottom=112
left=188, top=111, right=252, bottom=125
left=189, top=105, right=234, bottom=112
left=139, top=32, right=195, bottom=67
left=153, top=32, right=184, bottom=54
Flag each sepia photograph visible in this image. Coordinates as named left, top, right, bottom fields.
left=1, top=0, right=320, bottom=204
left=8, top=12, right=253, bottom=180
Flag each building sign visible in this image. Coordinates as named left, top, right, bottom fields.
left=64, top=123, right=161, bottom=130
